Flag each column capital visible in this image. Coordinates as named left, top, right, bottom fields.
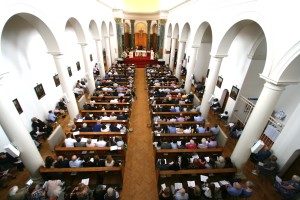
left=78, top=43, right=88, bottom=46
left=146, top=20, right=152, bottom=24
left=179, top=40, right=187, bottom=43
left=260, top=74, right=299, bottom=86
left=263, top=81, right=286, bottom=91
left=95, top=38, right=102, bottom=42
left=159, top=19, right=167, bottom=25
left=171, top=37, right=178, bottom=40
left=47, top=51, right=63, bottom=56
left=130, top=19, right=135, bottom=24
left=210, top=53, right=228, bottom=58
left=115, top=18, right=122, bottom=24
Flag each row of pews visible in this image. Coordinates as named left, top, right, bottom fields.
left=146, top=64, right=237, bottom=193
left=39, top=65, right=136, bottom=186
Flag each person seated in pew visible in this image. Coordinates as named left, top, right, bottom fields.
left=177, top=114, right=185, bottom=122
left=167, top=124, right=177, bottom=134
left=64, top=133, right=76, bottom=147
left=161, top=138, right=172, bottom=149
left=58, top=98, right=68, bottom=110
left=82, top=155, right=95, bottom=167
left=194, top=112, right=204, bottom=122
left=86, top=138, right=96, bottom=147
left=217, top=154, right=231, bottom=168
left=101, top=124, right=110, bottom=132
left=47, top=110, right=57, bottom=123
left=274, top=174, right=300, bottom=199
left=210, top=124, right=220, bottom=135
left=93, top=185, right=107, bottom=200
left=93, top=120, right=102, bottom=132
left=207, top=136, right=218, bottom=148
left=74, top=137, right=86, bottom=147
left=186, top=139, right=197, bottom=149
left=83, top=102, right=91, bottom=110
left=110, top=123, right=120, bottom=132
left=252, top=155, right=278, bottom=176
left=89, top=101, right=98, bottom=110
left=31, top=117, right=52, bottom=138
left=198, top=138, right=208, bottom=149
left=105, top=155, right=115, bottom=167
left=117, top=112, right=127, bottom=120
left=54, top=155, right=69, bottom=168
left=95, top=136, right=107, bottom=147
left=71, top=182, right=93, bottom=200
left=183, top=126, right=192, bottom=134
left=69, top=155, right=84, bottom=168
left=250, top=145, right=271, bottom=163
left=84, top=112, right=93, bottom=120
left=196, top=124, right=206, bottom=134
left=215, top=156, right=226, bottom=169
left=80, top=123, right=93, bottom=132
left=159, top=186, right=173, bottom=200
left=110, top=112, right=117, bottom=120
left=178, top=140, right=187, bottom=149
left=45, top=156, right=56, bottom=168
left=116, top=136, right=124, bottom=147
left=170, top=140, right=178, bottom=149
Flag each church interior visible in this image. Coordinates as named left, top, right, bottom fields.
left=1, top=0, right=300, bottom=199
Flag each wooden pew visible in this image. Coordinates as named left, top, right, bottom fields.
left=66, top=131, right=127, bottom=142
left=153, top=133, right=212, bottom=142
left=158, top=167, right=237, bottom=176
left=74, top=119, right=128, bottom=128
left=155, top=147, right=223, bottom=161
left=81, top=110, right=130, bottom=117
left=153, top=121, right=205, bottom=130
left=54, top=144, right=126, bottom=159
left=39, top=166, right=124, bottom=183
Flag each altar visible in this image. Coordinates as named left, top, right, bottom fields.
left=134, top=50, right=147, bottom=57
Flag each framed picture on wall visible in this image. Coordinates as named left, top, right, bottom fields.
left=12, top=98, right=23, bottom=114
left=67, top=67, right=72, bottom=77
left=216, top=76, right=223, bottom=88
left=53, top=74, right=60, bottom=87
left=34, top=84, right=46, bottom=100
left=90, top=54, right=93, bottom=62
left=76, top=61, right=81, bottom=71
left=230, top=86, right=239, bottom=100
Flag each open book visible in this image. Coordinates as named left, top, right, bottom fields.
left=161, top=183, right=166, bottom=190
left=187, top=181, right=195, bottom=187
left=175, top=182, right=183, bottom=190
left=81, top=178, right=89, bottom=185
left=200, top=175, right=208, bottom=182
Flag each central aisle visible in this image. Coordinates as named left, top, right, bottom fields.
left=121, top=68, right=158, bottom=200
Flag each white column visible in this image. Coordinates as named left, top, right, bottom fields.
left=169, top=37, right=177, bottom=71
left=200, top=55, right=224, bottom=118
left=231, top=82, right=285, bottom=170
left=79, top=43, right=95, bottom=93
left=175, top=40, right=186, bottom=79
left=184, top=46, right=198, bottom=93
left=105, top=36, right=112, bottom=69
left=51, top=53, right=79, bottom=120
left=109, top=34, right=116, bottom=64
left=0, top=74, right=44, bottom=183
left=95, top=39, right=105, bottom=78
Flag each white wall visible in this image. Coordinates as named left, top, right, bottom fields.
left=0, top=0, right=115, bottom=148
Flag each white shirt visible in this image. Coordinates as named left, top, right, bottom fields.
left=96, top=140, right=107, bottom=147
left=65, top=138, right=76, bottom=147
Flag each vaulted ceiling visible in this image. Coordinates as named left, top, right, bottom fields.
left=97, top=0, right=189, bottom=14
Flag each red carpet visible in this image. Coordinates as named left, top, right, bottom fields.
left=124, top=53, right=158, bottom=68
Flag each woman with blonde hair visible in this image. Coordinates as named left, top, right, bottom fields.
left=105, top=155, right=115, bottom=167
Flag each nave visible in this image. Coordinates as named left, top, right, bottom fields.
left=0, top=68, right=281, bottom=200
